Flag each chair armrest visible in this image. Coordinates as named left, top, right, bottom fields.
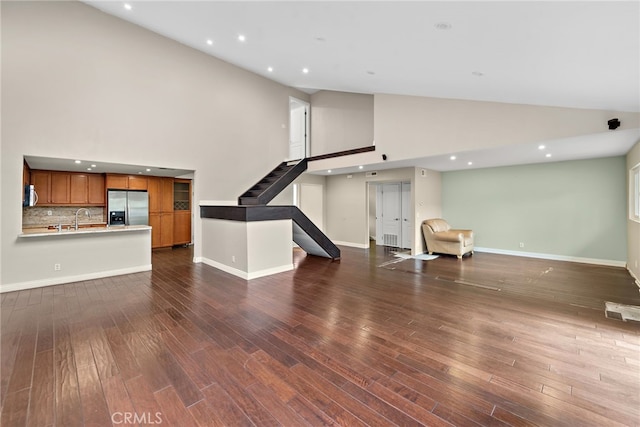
left=434, top=230, right=465, bottom=242
left=453, top=229, right=473, bottom=239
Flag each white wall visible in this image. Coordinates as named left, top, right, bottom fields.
left=310, top=90, right=374, bottom=156
left=1, top=1, right=308, bottom=287
left=413, top=168, right=442, bottom=253
left=200, top=218, right=293, bottom=280
left=373, top=93, right=640, bottom=164
left=3, top=230, right=152, bottom=293
left=325, top=167, right=441, bottom=253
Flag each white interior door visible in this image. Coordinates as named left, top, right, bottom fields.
left=381, top=183, right=401, bottom=247
left=298, top=183, right=324, bottom=231
left=401, top=182, right=412, bottom=249
left=289, top=98, right=309, bottom=160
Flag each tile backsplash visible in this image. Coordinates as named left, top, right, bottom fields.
left=23, top=206, right=104, bottom=227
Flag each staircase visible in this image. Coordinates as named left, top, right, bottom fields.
left=234, top=158, right=339, bottom=260
left=238, top=159, right=308, bottom=205
left=292, top=208, right=340, bottom=259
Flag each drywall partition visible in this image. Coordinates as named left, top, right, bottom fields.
left=325, top=167, right=441, bottom=254
left=1, top=1, right=308, bottom=288
left=373, top=94, right=640, bottom=163
left=442, top=157, right=627, bottom=265
left=413, top=168, right=442, bottom=254
left=310, top=91, right=374, bottom=156
left=200, top=218, right=293, bottom=280
left=628, top=140, right=640, bottom=284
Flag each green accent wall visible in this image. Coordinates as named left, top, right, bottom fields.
left=442, top=156, right=627, bottom=261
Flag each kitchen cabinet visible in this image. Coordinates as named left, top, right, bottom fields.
left=172, top=179, right=192, bottom=246
left=50, top=172, right=70, bottom=204
left=149, top=212, right=174, bottom=248
left=173, top=211, right=191, bottom=245
left=22, top=161, right=31, bottom=205
left=106, top=174, right=148, bottom=190
left=70, top=173, right=88, bottom=204
left=31, top=170, right=51, bottom=204
left=148, top=177, right=173, bottom=214
left=88, top=174, right=105, bottom=205
left=30, top=170, right=106, bottom=206
left=148, top=177, right=174, bottom=248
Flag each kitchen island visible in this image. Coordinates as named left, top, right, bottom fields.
left=5, top=225, right=152, bottom=293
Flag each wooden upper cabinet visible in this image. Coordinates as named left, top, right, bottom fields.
left=148, top=177, right=174, bottom=214
left=106, top=174, right=148, bottom=190
left=29, top=170, right=105, bottom=206
left=106, top=174, right=129, bottom=190
left=88, top=174, right=105, bottom=205
left=22, top=162, right=31, bottom=205
left=147, top=177, right=161, bottom=213
left=31, top=170, right=51, bottom=204
left=50, top=172, right=70, bottom=204
left=161, top=178, right=174, bottom=213
left=70, top=174, right=88, bottom=204
left=128, top=176, right=148, bottom=190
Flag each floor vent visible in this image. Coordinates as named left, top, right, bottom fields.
left=383, top=233, right=398, bottom=247
left=605, top=302, right=640, bottom=322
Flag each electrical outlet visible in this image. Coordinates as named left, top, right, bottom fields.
left=635, top=260, right=638, bottom=268
left=54, top=263, right=61, bottom=271
left=232, top=255, right=236, bottom=263
left=47, top=210, right=52, bottom=216
left=519, top=242, right=525, bottom=248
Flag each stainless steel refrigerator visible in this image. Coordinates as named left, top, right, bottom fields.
left=107, top=190, right=149, bottom=226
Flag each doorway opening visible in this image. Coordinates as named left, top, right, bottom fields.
left=288, top=97, right=310, bottom=161
left=369, top=182, right=412, bottom=250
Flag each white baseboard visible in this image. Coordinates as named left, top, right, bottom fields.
left=628, top=268, right=640, bottom=289
left=333, top=240, right=370, bottom=249
left=474, top=247, right=626, bottom=268
left=197, top=257, right=293, bottom=280
left=0, top=264, right=153, bottom=294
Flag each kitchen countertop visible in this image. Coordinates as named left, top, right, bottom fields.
left=19, top=225, right=152, bottom=238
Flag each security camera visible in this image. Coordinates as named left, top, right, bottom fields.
left=608, top=118, right=621, bottom=130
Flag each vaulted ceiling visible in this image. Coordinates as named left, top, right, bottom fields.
left=84, top=1, right=640, bottom=172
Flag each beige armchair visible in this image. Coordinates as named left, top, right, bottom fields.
left=422, top=218, right=474, bottom=259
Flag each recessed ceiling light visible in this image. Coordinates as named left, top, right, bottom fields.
left=238, top=34, right=246, bottom=42
left=545, top=153, right=552, bottom=158
left=435, top=22, right=452, bottom=30
left=146, top=168, right=151, bottom=172
left=138, top=171, right=143, bottom=174
left=267, top=66, right=273, bottom=72
left=467, top=161, right=473, bottom=166
left=302, top=68, right=309, bottom=74
left=358, top=165, right=363, bottom=169
left=123, top=3, right=132, bottom=11
left=327, top=169, right=332, bottom=173
left=91, top=164, right=97, bottom=168
left=206, top=39, right=213, bottom=46
left=450, top=155, right=457, bottom=160
left=472, top=71, right=484, bottom=77
left=87, top=168, right=92, bottom=171
left=74, top=160, right=81, bottom=164
left=538, top=145, right=546, bottom=150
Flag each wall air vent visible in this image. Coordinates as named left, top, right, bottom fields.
left=365, top=171, right=378, bottom=177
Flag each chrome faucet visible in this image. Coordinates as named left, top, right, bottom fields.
left=74, top=208, right=92, bottom=230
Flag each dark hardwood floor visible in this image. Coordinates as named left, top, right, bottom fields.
left=1, top=245, right=639, bottom=426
